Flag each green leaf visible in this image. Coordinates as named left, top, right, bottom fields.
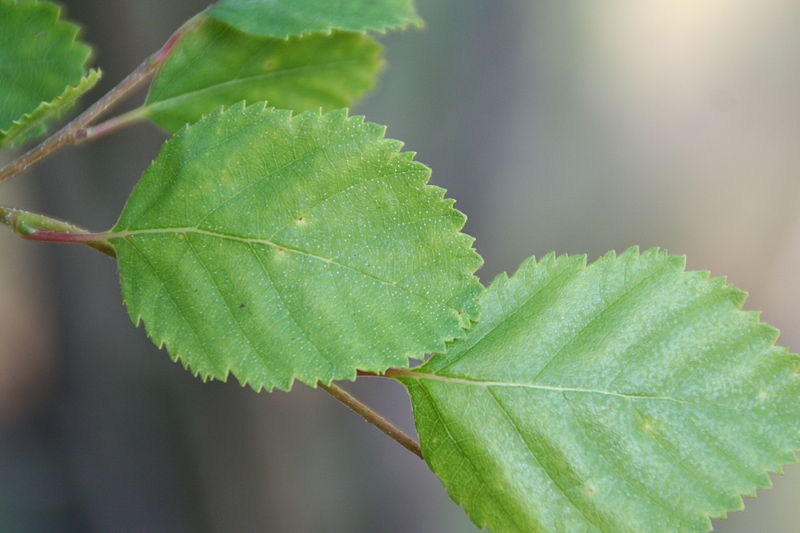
left=110, top=104, right=483, bottom=392
left=0, top=0, right=96, bottom=147
left=1, top=68, right=100, bottom=147
left=399, top=249, right=800, bottom=533
left=144, top=16, right=382, bottom=132
left=207, top=0, right=422, bottom=39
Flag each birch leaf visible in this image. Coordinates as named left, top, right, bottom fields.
left=144, top=17, right=381, bottom=132
left=111, top=104, right=483, bottom=392
left=401, top=249, right=800, bottom=533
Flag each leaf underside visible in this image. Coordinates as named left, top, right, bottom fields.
left=145, top=16, right=382, bottom=132
left=111, top=104, right=483, bottom=392
left=401, top=249, right=800, bottom=533
left=0, top=0, right=95, bottom=147
left=207, top=0, right=422, bottom=39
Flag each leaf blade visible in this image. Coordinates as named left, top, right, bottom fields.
left=112, top=104, right=483, bottom=392
left=144, top=16, right=383, bottom=132
left=401, top=249, right=800, bottom=533
left=207, top=0, right=422, bottom=39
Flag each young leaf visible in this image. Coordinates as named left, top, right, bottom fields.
left=110, top=104, right=483, bottom=392
left=144, top=17, right=382, bottom=132
left=206, top=0, right=422, bottom=39
left=0, top=0, right=96, bottom=147
left=399, top=249, right=800, bottom=533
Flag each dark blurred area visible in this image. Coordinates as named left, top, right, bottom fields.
left=1, top=1, right=799, bottom=532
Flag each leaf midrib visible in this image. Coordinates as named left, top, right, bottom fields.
left=109, top=226, right=464, bottom=315
left=396, top=369, right=751, bottom=413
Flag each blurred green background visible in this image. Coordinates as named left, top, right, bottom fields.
left=1, top=1, right=799, bottom=531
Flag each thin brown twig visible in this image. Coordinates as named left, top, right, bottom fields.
left=319, top=382, right=423, bottom=459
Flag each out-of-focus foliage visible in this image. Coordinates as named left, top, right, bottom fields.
left=145, top=17, right=383, bottom=132
left=0, top=0, right=98, bottom=147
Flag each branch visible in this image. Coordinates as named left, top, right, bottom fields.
left=0, top=17, right=200, bottom=184
left=319, top=382, right=423, bottom=459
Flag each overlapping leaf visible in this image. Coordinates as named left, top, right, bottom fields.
left=400, top=249, right=800, bottom=533
left=207, top=0, right=422, bottom=39
left=0, top=0, right=97, bottom=147
left=144, top=17, right=382, bottom=132
left=110, top=104, right=483, bottom=392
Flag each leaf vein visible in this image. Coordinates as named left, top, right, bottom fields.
left=528, top=260, right=674, bottom=383
left=111, top=227, right=462, bottom=315
left=418, top=381, right=530, bottom=532
left=487, top=387, right=605, bottom=532
left=124, top=238, right=221, bottom=374
left=433, top=260, right=583, bottom=372
left=397, top=371, right=748, bottom=412
left=562, top=392, right=688, bottom=529
left=629, top=403, right=720, bottom=505
left=192, top=146, right=325, bottom=229
left=185, top=235, right=263, bottom=372
left=247, top=241, right=336, bottom=376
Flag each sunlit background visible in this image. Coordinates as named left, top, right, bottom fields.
left=1, top=1, right=799, bottom=531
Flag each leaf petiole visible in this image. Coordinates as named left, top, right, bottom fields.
left=79, top=107, right=149, bottom=143
left=319, top=382, right=422, bottom=459
left=0, top=206, right=115, bottom=257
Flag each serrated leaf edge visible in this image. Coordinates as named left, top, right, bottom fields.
left=205, top=4, right=424, bottom=40
left=401, top=246, right=800, bottom=532
left=143, top=18, right=385, bottom=132
left=0, top=68, right=101, bottom=147
left=114, top=102, right=484, bottom=392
